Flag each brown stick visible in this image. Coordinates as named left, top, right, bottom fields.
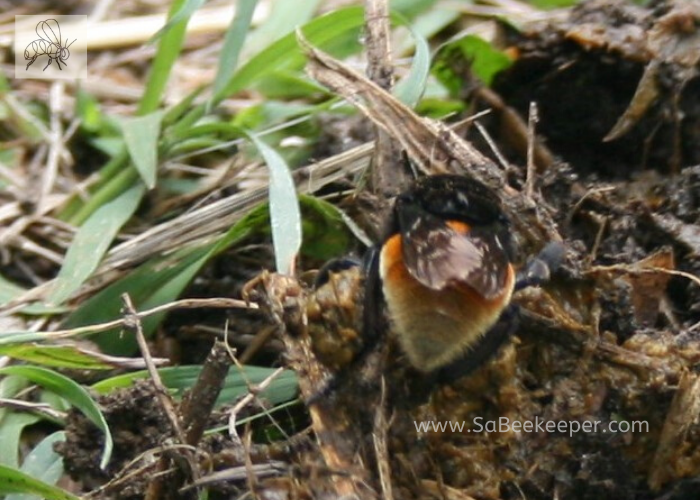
left=122, top=293, right=186, bottom=443
left=525, top=101, right=539, bottom=199
left=364, top=0, right=393, bottom=92
left=373, top=378, right=394, bottom=500
left=649, top=371, right=700, bottom=490
left=180, top=340, right=231, bottom=446
left=250, top=272, right=376, bottom=498
left=121, top=294, right=194, bottom=500
left=363, top=0, right=408, bottom=197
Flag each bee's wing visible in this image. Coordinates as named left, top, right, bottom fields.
left=37, top=19, right=61, bottom=44
left=401, top=215, right=509, bottom=299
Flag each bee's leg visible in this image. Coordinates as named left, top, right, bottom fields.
left=43, top=58, right=52, bottom=71
left=26, top=57, right=37, bottom=70
left=515, top=241, right=565, bottom=291
left=435, top=305, right=520, bottom=386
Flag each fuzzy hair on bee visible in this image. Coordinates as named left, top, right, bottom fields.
left=374, top=174, right=518, bottom=375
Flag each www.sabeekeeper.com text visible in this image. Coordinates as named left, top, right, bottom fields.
left=414, top=417, right=649, bottom=437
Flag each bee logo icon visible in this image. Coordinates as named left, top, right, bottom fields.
left=24, top=19, right=76, bottom=71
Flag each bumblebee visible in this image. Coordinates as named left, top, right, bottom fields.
left=367, top=174, right=563, bottom=381
left=310, top=174, right=563, bottom=388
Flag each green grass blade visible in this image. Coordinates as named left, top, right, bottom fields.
left=213, top=6, right=366, bottom=102
left=399, top=8, right=458, bottom=52
left=62, top=203, right=268, bottom=355
left=244, top=0, right=321, bottom=54
left=162, top=87, right=204, bottom=127
left=433, top=35, right=512, bottom=95
left=392, top=0, right=439, bottom=17
left=297, top=195, right=353, bottom=261
left=0, top=275, right=67, bottom=315
left=0, top=366, right=113, bottom=470
left=49, top=182, right=146, bottom=305
left=528, top=0, right=578, bottom=8
left=0, top=413, right=40, bottom=468
left=120, top=111, right=164, bottom=189
left=63, top=148, right=131, bottom=225
left=0, top=333, right=71, bottom=345
left=0, top=344, right=112, bottom=370
left=134, top=250, right=214, bottom=338
left=246, top=132, right=301, bottom=275
left=0, top=464, right=78, bottom=500
left=92, top=365, right=298, bottom=408
left=150, top=0, right=206, bottom=43
left=211, top=0, right=258, bottom=103
left=138, top=0, right=190, bottom=115
left=166, top=103, right=207, bottom=139
left=252, top=71, right=327, bottom=99
left=394, top=22, right=431, bottom=107
left=210, top=202, right=268, bottom=252
left=6, top=431, right=66, bottom=500
left=63, top=245, right=213, bottom=355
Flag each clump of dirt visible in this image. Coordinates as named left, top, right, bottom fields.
left=56, top=380, right=172, bottom=497
left=56, top=376, right=311, bottom=499
left=493, top=0, right=700, bottom=177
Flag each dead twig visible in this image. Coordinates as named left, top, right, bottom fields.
left=363, top=0, right=409, bottom=197
left=85, top=443, right=198, bottom=500
left=180, top=340, right=231, bottom=446
left=121, top=294, right=186, bottom=443
left=299, top=31, right=500, bottom=183
left=474, top=86, right=555, bottom=173
left=0, top=398, right=65, bottom=420
left=180, top=462, right=288, bottom=492
left=525, top=101, right=539, bottom=199
left=122, top=293, right=199, bottom=499
left=565, top=186, right=616, bottom=228
left=247, top=272, right=376, bottom=498
left=364, top=0, right=393, bottom=92
left=474, top=119, right=511, bottom=171
left=585, top=213, right=608, bottom=266
left=40, top=81, right=69, bottom=213
left=0, top=297, right=255, bottom=339
left=649, top=371, right=700, bottom=490
left=587, top=264, right=700, bottom=288
left=227, top=366, right=286, bottom=438
left=239, top=324, right=277, bottom=364
left=373, top=377, right=394, bottom=500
